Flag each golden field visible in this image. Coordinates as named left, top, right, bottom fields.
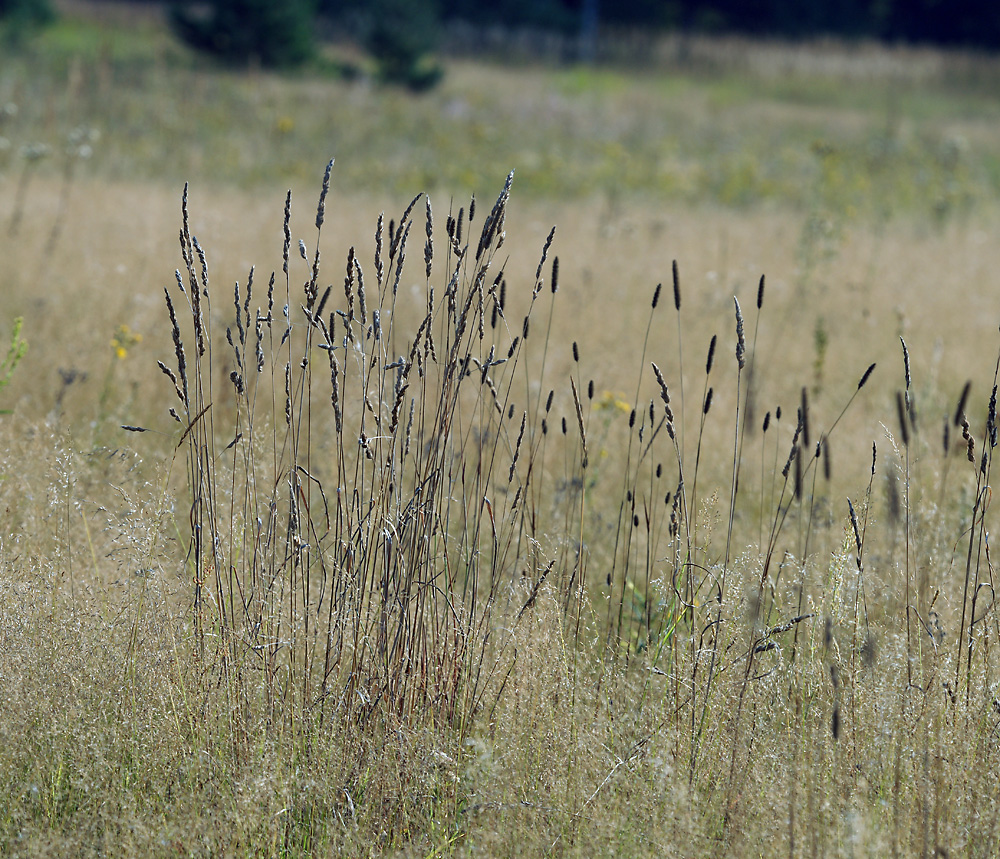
left=3, top=4, right=1000, bottom=857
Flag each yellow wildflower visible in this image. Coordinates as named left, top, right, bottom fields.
left=110, top=324, right=142, bottom=361
left=595, top=390, right=631, bottom=414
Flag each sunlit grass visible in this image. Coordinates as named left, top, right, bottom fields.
left=4, top=9, right=1000, bottom=857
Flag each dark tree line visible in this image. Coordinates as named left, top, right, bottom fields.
left=427, top=0, right=1000, bottom=49
left=668, top=0, right=1000, bottom=47
left=317, top=0, right=1000, bottom=82
left=0, top=0, right=54, bottom=33
left=6, top=0, right=1000, bottom=78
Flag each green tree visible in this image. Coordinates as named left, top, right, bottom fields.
left=364, top=0, right=443, bottom=89
left=0, top=0, right=54, bottom=42
left=324, top=0, right=443, bottom=89
left=0, top=0, right=52, bottom=23
left=170, top=0, right=317, bottom=69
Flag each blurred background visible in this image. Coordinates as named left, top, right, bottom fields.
left=2, top=0, right=1000, bottom=438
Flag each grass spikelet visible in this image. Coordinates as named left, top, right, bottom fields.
left=571, top=375, right=588, bottom=468
left=424, top=196, right=433, bottom=279
left=534, top=224, right=556, bottom=288
left=734, top=296, right=746, bottom=370
left=989, top=385, right=998, bottom=448
left=900, top=336, right=911, bottom=390
left=962, top=416, right=975, bottom=462
left=848, top=497, right=862, bottom=553
left=343, top=246, right=357, bottom=321
left=355, top=256, right=367, bottom=326
left=955, top=380, right=972, bottom=426
left=650, top=361, right=674, bottom=424
left=392, top=220, right=411, bottom=298
left=800, top=386, right=810, bottom=448
left=509, top=411, right=527, bottom=482
left=374, top=212, right=385, bottom=287
left=329, top=349, right=342, bottom=433
left=896, top=390, right=910, bottom=447
left=315, top=158, right=333, bottom=230
left=163, top=287, right=188, bottom=400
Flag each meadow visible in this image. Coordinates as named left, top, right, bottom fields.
left=4, top=4, right=1000, bottom=856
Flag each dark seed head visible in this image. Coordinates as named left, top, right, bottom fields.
left=900, top=336, right=911, bottom=390
left=955, top=381, right=972, bottom=427
left=896, top=390, right=910, bottom=447
left=858, top=362, right=876, bottom=390
left=800, top=387, right=810, bottom=448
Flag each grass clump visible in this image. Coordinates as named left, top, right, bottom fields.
left=152, top=164, right=536, bottom=737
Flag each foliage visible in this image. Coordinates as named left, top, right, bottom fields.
left=0, top=0, right=52, bottom=24
left=169, top=0, right=317, bottom=68
left=0, top=317, right=26, bottom=413
left=330, top=0, right=1000, bottom=50
left=361, top=0, right=443, bottom=89
left=0, top=0, right=54, bottom=43
left=438, top=0, right=579, bottom=31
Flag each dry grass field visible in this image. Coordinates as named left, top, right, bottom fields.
left=4, top=4, right=1000, bottom=857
